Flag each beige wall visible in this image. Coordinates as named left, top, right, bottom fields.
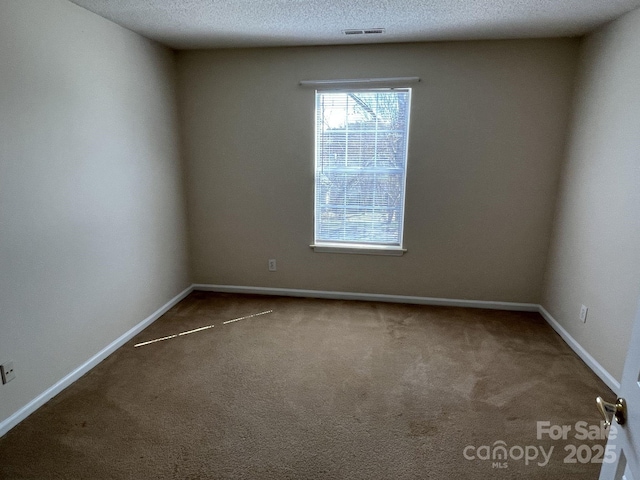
left=542, top=8, right=640, bottom=382
left=0, top=0, right=190, bottom=424
left=3, top=0, right=633, bottom=430
left=178, top=40, right=579, bottom=302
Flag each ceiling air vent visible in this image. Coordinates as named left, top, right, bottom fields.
left=342, top=28, right=385, bottom=35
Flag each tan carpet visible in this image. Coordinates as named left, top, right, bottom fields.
left=0, top=292, right=612, bottom=479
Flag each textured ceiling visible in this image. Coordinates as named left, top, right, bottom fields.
left=68, top=0, right=640, bottom=49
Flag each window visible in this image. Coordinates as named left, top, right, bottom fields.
left=313, top=88, right=411, bottom=255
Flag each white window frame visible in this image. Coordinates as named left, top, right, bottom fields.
left=310, top=86, right=412, bottom=256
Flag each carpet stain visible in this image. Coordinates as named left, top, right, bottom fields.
left=408, top=420, right=438, bottom=437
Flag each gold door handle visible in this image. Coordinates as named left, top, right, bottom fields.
left=596, top=396, right=627, bottom=427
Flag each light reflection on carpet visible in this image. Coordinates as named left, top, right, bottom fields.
left=134, top=310, right=273, bottom=347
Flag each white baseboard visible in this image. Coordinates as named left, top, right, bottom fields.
left=0, top=285, right=193, bottom=439
left=538, top=305, right=620, bottom=394
left=192, top=284, right=539, bottom=312
left=196, top=284, right=619, bottom=393
left=1, top=283, right=619, bottom=439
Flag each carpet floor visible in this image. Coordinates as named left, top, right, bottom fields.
left=0, top=292, right=612, bottom=479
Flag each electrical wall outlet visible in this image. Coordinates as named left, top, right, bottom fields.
left=579, top=305, right=588, bottom=323
left=268, top=259, right=277, bottom=272
left=1, top=361, right=15, bottom=384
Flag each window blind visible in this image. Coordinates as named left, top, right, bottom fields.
left=314, top=89, right=411, bottom=247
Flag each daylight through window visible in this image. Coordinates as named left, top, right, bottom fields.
left=314, top=88, right=411, bottom=250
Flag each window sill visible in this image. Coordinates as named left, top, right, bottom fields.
left=310, top=244, right=406, bottom=256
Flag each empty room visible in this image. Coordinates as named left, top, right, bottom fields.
left=1, top=0, right=640, bottom=478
